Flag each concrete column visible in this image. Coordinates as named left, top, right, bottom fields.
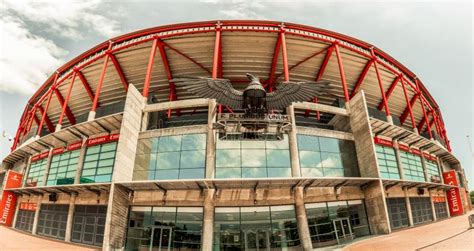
left=428, top=190, right=437, bottom=221
left=294, top=187, right=312, bottom=251
left=420, top=155, right=429, bottom=182
left=87, top=111, right=96, bottom=122
left=393, top=141, right=404, bottom=179
left=102, top=184, right=131, bottom=250
left=41, top=148, right=54, bottom=186
left=437, top=159, right=445, bottom=184
left=64, top=193, right=77, bottom=242
left=386, top=115, right=393, bottom=125
left=74, top=139, right=88, bottom=184
left=113, top=84, right=145, bottom=182
left=21, top=157, right=32, bottom=187
left=31, top=194, right=43, bottom=235
left=201, top=189, right=215, bottom=251
left=11, top=197, right=21, bottom=228
left=286, top=104, right=301, bottom=177
left=206, top=99, right=217, bottom=179
left=403, top=187, right=414, bottom=227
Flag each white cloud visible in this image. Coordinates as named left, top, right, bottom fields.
left=0, top=16, right=66, bottom=95
left=0, top=0, right=121, bottom=95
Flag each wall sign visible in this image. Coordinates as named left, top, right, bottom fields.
left=0, top=170, right=23, bottom=226
left=87, top=134, right=119, bottom=147
left=373, top=137, right=393, bottom=147
left=19, top=202, right=37, bottom=211
left=443, top=170, right=464, bottom=216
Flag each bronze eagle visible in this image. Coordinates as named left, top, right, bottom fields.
left=173, top=73, right=331, bottom=114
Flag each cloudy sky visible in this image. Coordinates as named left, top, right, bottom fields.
left=0, top=0, right=472, bottom=188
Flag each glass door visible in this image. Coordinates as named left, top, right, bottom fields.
left=243, top=228, right=271, bottom=251
left=332, top=218, right=353, bottom=244
left=150, top=226, right=173, bottom=251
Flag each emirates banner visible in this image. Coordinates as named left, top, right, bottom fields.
left=0, top=170, right=23, bottom=226
left=443, top=170, right=464, bottom=216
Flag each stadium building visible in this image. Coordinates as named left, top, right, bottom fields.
left=0, top=20, right=471, bottom=251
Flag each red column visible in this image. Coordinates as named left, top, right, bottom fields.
left=57, top=71, right=77, bottom=128
left=143, top=38, right=159, bottom=98
left=36, top=90, right=54, bottom=136
left=400, top=78, right=417, bottom=130
left=371, top=49, right=391, bottom=116
left=91, top=42, right=113, bottom=112
left=334, top=44, right=349, bottom=102
left=416, top=79, right=433, bottom=139
left=212, top=22, right=222, bottom=113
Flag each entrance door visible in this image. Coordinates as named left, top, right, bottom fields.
left=243, top=228, right=271, bottom=251
left=150, top=226, right=173, bottom=251
left=332, top=218, right=353, bottom=244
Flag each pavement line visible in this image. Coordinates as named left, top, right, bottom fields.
left=415, top=229, right=472, bottom=250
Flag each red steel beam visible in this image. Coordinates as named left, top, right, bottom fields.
left=267, top=34, right=282, bottom=92
left=280, top=29, right=290, bottom=82
left=156, top=38, right=179, bottom=117
left=334, top=44, right=350, bottom=102
left=400, top=78, right=417, bottom=130
left=316, top=44, right=335, bottom=81
left=92, top=42, right=113, bottom=111
left=377, top=75, right=401, bottom=111
left=37, top=105, right=54, bottom=133
left=57, top=71, right=77, bottom=127
left=37, top=90, right=54, bottom=136
left=76, top=69, right=97, bottom=106
left=350, top=59, right=374, bottom=98
left=417, top=111, right=428, bottom=132
left=54, top=88, right=76, bottom=125
left=143, top=38, right=159, bottom=98
left=371, top=49, right=391, bottom=116
left=212, top=22, right=222, bottom=113
left=25, top=106, right=37, bottom=136
left=416, top=79, right=433, bottom=139
left=109, top=53, right=128, bottom=91
left=163, top=42, right=211, bottom=75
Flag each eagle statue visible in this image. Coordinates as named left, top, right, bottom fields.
left=173, top=73, right=331, bottom=115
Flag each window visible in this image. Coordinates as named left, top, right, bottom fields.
left=25, top=158, right=47, bottom=187
left=37, top=204, right=69, bottom=240
left=297, top=135, right=359, bottom=177
left=375, top=145, right=400, bottom=179
left=134, top=134, right=206, bottom=180
left=213, top=205, right=300, bottom=250
left=126, top=206, right=203, bottom=251
left=47, top=150, right=80, bottom=186
left=305, top=200, right=370, bottom=248
left=72, top=205, right=107, bottom=246
left=215, top=135, right=291, bottom=178
left=410, top=197, right=433, bottom=225
left=400, top=151, right=425, bottom=182
left=434, top=202, right=448, bottom=219
left=15, top=210, right=35, bottom=233
left=81, top=142, right=117, bottom=183
left=386, top=198, right=409, bottom=229
left=425, top=159, right=440, bottom=183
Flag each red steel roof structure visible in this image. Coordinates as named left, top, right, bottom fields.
left=11, top=20, right=451, bottom=152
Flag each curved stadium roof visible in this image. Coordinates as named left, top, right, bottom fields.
left=11, top=20, right=451, bottom=152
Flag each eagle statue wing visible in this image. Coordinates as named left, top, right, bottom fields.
left=266, top=80, right=332, bottom=110
left=172, top=77, right=243, bottom=109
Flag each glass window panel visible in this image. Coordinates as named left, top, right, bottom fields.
left=267, top=168, right=291, bottom=178
left=319, top=137, right=340, bottom=153
left=179, top=168, right=204, bottom=179
left=156, top=152, right=180, bottom=170
left=215, top=168, right=241, bottom=178
left=181, top=134, right=206, bottom=150
left=158, top=136, right=181, bottom=152
left=180, top=150, right=205, bottom=169
left=241, top=150, right=266, bottom=168
left=242, top=168, right=267, bottom=178
left=216, top=149, right=241, bottom=167
left=297, top=134, right=320, bottom=151
left=299, top=151, right=322, bottom=168
left=155, top=169, right=179, bottom=180
left=320, top=152, right=343, bottom=169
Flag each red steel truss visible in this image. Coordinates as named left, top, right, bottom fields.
left=11, top=20, right=451, bottom=153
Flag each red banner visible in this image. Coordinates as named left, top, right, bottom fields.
left=373, top=137, right=393, bottom=147
left=67, top=141, right=83, bottom=151
left=432, top=196, right=446, bottom=203
left=398, top=143, right=410, bottom=152
left=19, top=203, right=37, bottom=211
left=87, top=134, right=119, bottom=147
left=443, top=170, right=464, bottom=216
left=0, top=170, right=23, bottom=226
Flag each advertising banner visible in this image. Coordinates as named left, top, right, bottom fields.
left=0, top=170, right=23, bottom=226
left=443, top=170, right=464, bottom=216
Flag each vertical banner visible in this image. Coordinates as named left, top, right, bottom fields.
left=443, top=170, right=464, bottom=216
left=0, top=170, right=23, bottom=226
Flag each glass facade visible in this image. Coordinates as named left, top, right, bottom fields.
left=375, top=145, right=400, bottom=179
left=25, top=158, right=48, bottom=187
left=47, top=150, right=80, bottom=186
left=134, top=134, right=206, bottom=180
left=81, top=142, right=117, bottom=183
left=37, top=204, right=69, bottom=240
left=386, top=198, right=409, bottom=229
left=434, top=202, right=448, bottom=219
left=409, top=197, right=433, bottom=225
left=425, top=159, right=440, bottom=183
left=305, top=200, right=370, bottom=248
left=400, top=151, right=425, bottom=182
left=72, top=205, right=107, bottom=246
left=215, top=135, right=291, bottom=178
left=297, top=135, right=359, bottom=177
left=126, top=206, right=203, bottom=251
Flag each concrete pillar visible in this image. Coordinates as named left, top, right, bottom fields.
left=102, top=184, right=131, bottom=251
left=403, top=187, right=414, bottom=227
left=294, top=187, right=312, bottom=251
left=363, top=180, right=391, bottom=234
left=428, top=190, right=437, bottom=221
left=55, top=124, right=62, bottom=132
left=201, top=189, right=215, bottom=251
left=286, top=104, right=301, bottom=177
left=64, top=193, right=77, bottom=242
left=31, top=194, right=43, bottom=235
left=11, top=196, right=21, bottom=228
left=393, top=141, right=404, bottom=179
left=206, top=99, right=217, bottom=179
left=386, top=115, right=393, bottom=125
left=41, top=148, right=54, bottom=186
left=420, top=155, right=429, bottom=182
left=437, top=159, right=445, bottom=184
left=113, top=84, right=145, bottom=182
left=74, top=139, right=88, bottom=184
left=87, top=111, right=96, bottom=122
left=21, top=157, right=32, bottom=187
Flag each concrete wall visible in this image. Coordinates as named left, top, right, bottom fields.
left=103, top=184, right=131, bottom=250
